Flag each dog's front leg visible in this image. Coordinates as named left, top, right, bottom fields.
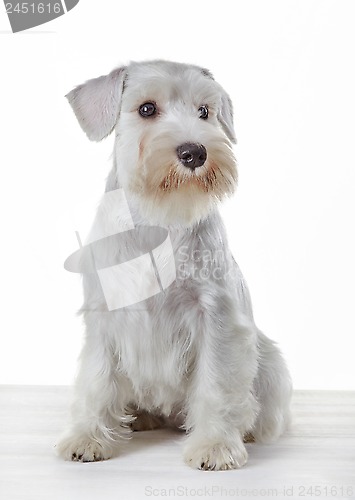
left=56, top=312, right=133, bottom=462
left=183, top=295, right=259, bottom=471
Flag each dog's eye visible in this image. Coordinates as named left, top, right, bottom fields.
left=139, top=102, right=157, bottom=118
left=198, top=105, right=209, bottom=120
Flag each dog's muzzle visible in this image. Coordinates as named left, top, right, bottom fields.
left=177, top=143, right=207, bottom=170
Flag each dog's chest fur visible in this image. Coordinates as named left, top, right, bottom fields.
left=82, top=198, right=244, bottom=413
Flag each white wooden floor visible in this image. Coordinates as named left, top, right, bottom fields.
left=0, top=387, right=354, bottom=500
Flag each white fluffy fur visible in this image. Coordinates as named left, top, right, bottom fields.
left=57, top=60, right=292, bottom=470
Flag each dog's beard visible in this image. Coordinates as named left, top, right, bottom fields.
left=129, top=133, right=238, bottom=226
left=159, top=161, right=235, bottom=196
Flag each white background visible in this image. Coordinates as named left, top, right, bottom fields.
left=0, top=0, right=354, bottom=389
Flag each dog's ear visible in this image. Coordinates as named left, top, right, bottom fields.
left=200, top=68, right=237, bottom=144
left=66, top=66, right=126, bottom=141
left=217, top=89, right=237, bottom=144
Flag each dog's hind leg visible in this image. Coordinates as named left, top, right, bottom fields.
left=251, top=330, right=292, bottom=443
left=130, top=410, right=166, bottom=431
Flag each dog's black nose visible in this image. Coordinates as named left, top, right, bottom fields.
left=176, top=143, right=207, bottom=170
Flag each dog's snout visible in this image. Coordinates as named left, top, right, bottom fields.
left=177, top=143, right=207, bottom=170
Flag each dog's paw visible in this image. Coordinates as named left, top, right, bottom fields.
left=184, top=440, right=248, bottom=471
left=56, top=434, right=113, bottom=462
left=252, top=408, right=291, bottom=444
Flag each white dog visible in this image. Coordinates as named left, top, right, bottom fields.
left=57, top=60, right=292, bottom=471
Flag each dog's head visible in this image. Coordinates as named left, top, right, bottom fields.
left=67, top=60, right=237, bottom=226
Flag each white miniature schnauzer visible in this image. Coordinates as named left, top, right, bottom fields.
left=57, top=60, right=292, bottom=471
